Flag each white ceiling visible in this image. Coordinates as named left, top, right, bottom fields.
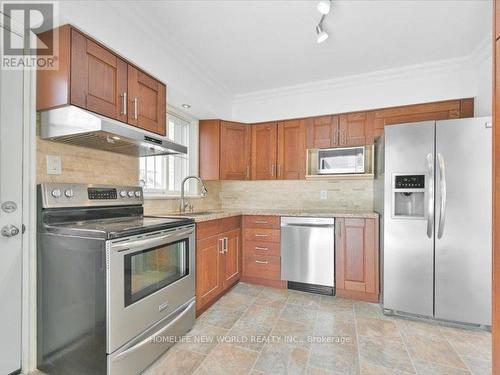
left=57, top=0, right=491, bottom=118
left=130, top=0, right=491, bottom=95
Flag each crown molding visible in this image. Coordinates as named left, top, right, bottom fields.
left=232, top=53, right=478, bottom=105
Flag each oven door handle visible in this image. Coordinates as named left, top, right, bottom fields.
left=112, top=300, right=196, bottom=362
left=112, top=227, right=194, bottom=253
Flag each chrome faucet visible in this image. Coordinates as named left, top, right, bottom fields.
left=180, top=176, right=208, bottom=213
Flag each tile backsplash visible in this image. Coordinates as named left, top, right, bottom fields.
left=37, top=135, right=373, bottom=213
left=219, top=179, right=373, bottom=211
left=37, top=137, right=140, bottom=185
left=143, top=181, right=222, bottom=215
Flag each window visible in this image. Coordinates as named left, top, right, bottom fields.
left=140, top=111, right=198, bottom=197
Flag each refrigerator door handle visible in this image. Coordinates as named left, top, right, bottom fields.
left=437, top=153, right=447, bottom=239
left=426, top=153, right=434, bottom=239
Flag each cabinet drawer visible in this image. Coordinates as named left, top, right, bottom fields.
left=244, top=228, right=280, bottom=243
left=243, top=215, right=280, bottom=229
left=243, top=254, right=281, bottom=280
left=196, top=215, right=241, bottom=240
left=244, top=241, right=280, bottom=257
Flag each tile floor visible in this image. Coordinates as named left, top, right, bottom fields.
left=143, top=283, right=492, bottom=375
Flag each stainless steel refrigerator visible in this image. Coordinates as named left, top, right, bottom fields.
left=374, top=117, right=492, bottom=326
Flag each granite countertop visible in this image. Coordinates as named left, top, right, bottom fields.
left=159, top=209, right=378, bottom=222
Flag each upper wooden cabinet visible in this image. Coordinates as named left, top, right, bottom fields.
left=127, top=65, right=166, bottom=135
left=339, top=112, right=375, bottom=146
left=251, top=122, right=278, bottom=180
left=372, top=99, right=473, bottom=138
left=306, top=115, right=339, bottom=149
left=278, top=120, right=307, bottom=180
left=37, top=25, right=167, bottom=136
left=220, top=121, right=251, bottom=180
left=307, top=112, right=373, bottom=148
left=199, top=120, right=251, bottom=180
left=336, top=217, right=379, bottom=303
left=199, top=98, right=474, bottom=181
left=70, top=30, right=128, bottom=123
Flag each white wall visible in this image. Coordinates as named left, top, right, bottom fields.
left=232, top=47, right=492, bottom=123
left=474, top=53, right=493, bottom=117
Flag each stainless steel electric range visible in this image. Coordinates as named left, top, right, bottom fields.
left=37, top=183, right=196, bottom=375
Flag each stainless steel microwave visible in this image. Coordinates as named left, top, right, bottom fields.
left=317, top=146, right=365, bottom=174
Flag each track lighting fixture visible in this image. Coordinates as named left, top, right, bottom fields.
left=315, top=0, right=331, bottom=43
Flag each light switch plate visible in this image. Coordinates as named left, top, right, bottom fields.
left=320, top=189, right=328, bottom=200
left=46, top=155, right=61, bottom=175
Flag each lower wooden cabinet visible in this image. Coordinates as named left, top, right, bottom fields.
left=241, top=215, right=286, bottom=288
left=335, top=217, right=379, bottom=303
left=195, top=216, right=242, bottom=315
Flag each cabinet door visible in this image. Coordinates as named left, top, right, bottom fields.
left=336, top=218, right=378, bottom=297
left=196, top=236, right=224, bottom=310
left=338, top=112, right=373, bottom=146
left=306, top=115, right=339, bottom=148
left=70, top=30, right=127, bottom=122
left=251, top=122, right=278, bottom=180
left=277, top=119, right=306, bottom=180
left=199, top=120, right=221, bottom=180
left=220, top=121, right=251, bottom=180
left=221, top=229, right=242, bottom=290
left=128, top=65, right=166, bottom=135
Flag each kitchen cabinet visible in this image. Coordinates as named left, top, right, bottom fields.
left=242, top=215, right=285, bottom=288
left=37, top=25, right=167, bottom=136
left=277, top=119, right=307, bottom=180
left=127, top=65, right=166, bottom=135
left=70, top=29, right=128, bottom=123
left=220, top=121, right=251, bottom=180
left=221, top=228, right=242, bottom=289
left=195, top=216, right=242, bottom=315
left=306, top=115, right=339, bottom=149
left=251, top=122, right=278, bottom=180
left=199, top=120, right=251, bottom=180
left=307, top=113, right=371, bottom=148
left=335, top=218, right=379, bottom=303
left=199, top=99, right=474, bottom=181
left=372, top=99, right=473, bottom=139
left=339, top=112, right=375, bottom=146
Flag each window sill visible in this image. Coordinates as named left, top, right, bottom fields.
left=144, top=194, right=206, bottom=200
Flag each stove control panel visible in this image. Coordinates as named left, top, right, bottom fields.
left=88, top=188, right=117, bottom=200
left=39, top=183, right=144, bottom=208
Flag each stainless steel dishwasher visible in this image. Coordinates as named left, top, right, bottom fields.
left=281, top=217, right=335, bottom=295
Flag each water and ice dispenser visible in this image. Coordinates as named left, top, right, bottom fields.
left=392, top=174, right=425, bottom=218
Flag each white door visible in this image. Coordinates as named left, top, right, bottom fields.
left=0, top=25, right=24, bottom=374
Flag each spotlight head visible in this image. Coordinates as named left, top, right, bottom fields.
left=316, top=24, right=329, bottom=43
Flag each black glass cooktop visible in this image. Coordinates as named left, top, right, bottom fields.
left=44, top=216, right=194, bottom=239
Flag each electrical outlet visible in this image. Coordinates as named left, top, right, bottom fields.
left=320, top=189, right=328, bottom=200
left=46, top=155, right=61, bottom=175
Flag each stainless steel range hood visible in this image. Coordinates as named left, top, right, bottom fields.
left=40, top=106, right=187, bottom=157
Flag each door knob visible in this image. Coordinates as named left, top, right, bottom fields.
left=1, top=225, right=20, bottom=238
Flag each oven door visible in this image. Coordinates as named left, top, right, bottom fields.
left=106, top=224, right=195, bottom=353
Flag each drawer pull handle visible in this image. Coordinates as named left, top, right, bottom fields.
left=255, top=260, right=269, bottom=264
left=255, top=220, right=268, bottom=224
left=255, top=246, right=268, bottom=251
left=255, top=234, right=268, bottom=237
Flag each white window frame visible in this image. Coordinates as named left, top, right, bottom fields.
left=142, top=106, right=199, bottom=199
